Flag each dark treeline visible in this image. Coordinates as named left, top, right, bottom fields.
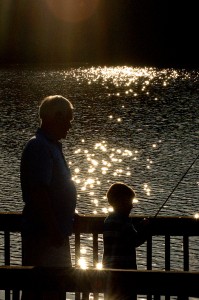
left=0, top=0, right=198, bottom=68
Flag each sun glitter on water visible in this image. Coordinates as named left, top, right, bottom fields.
left=70, top=138, right=157, bottom=215
left=64, top=66, right=182, bottom=216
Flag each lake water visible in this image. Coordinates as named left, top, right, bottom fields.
left=0, top=64, right=199, bottom=298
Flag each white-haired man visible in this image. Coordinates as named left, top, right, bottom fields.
left=20, top=95, right=77, bottom=300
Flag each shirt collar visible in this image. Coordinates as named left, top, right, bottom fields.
left=36, top=128, right=62, bottom=149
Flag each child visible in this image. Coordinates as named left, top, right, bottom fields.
left=103, top=182, right=150, bottom=299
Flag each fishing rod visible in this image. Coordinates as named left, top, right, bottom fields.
left=154, top=152, right=199, bottom=218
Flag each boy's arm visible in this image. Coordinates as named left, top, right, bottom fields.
left=135, top=218, right=151, bottom=247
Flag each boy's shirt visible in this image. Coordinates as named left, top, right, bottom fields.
left=103, top=212, right=138, bottom=269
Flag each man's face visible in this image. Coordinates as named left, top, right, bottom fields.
left=54, top=110, right=73, bottom=140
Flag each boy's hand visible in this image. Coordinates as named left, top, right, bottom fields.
left=139, top=217, right=150, bottom=226
left=138, top=218, right=152, bottom=234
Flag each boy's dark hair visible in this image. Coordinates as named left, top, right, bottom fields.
left=107, top=182, right=135, bottom=207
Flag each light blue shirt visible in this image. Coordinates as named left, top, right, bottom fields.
left=21, top=128, right=77, bottom=236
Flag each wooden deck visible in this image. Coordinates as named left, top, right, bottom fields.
left=1, top=212, right=199, bottom=299
left=0, top=266, right=199, bottom=297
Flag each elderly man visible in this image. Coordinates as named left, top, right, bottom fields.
left=20, top=95, right=77, bottom=299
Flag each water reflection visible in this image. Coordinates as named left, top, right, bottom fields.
left=71, top=141, right=147, bottom=215
left=0, top=65, right=198, bottom=273
left=66, top=66, right=185, bottom=102
left=194, top=213, right=199, bottom=219
left=78, top=257, right=102, bottom=270
left=78, top=257, right=88, bottom=269
left=69, top=129, right=198, bottom=216
left=96, top=262, right=103, bottom=269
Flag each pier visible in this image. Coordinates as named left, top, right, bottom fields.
left=0, top=212, right=199, bottom=299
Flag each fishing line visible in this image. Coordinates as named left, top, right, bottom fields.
left=154, top=152, right=199, bottom=218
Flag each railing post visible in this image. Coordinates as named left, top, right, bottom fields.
left=165, top=235, right=171, bottom=300
left=147, top=236, right=152, bottom=270
left=4, top=230, right=10, bottom=265
left=93, top=233, right=98, bottom=267
left=93, top=233, right=99, bottom=300
left=183, top=235, right=189, bottom=271
left=165, top=235, right=170, bottom=271
left=5, top=230, right=11, bottom=300
left=75, top=232, right=80, bottom=267
left=12, top=290, right=20, bottom=300
left=75, top=232, right=81, bottom=300
left=147, top=236, right=152, bottom=300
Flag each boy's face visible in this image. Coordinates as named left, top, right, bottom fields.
left=114, top=197, right=133, bottom=215
left=124, top=198, right=133, bottom=214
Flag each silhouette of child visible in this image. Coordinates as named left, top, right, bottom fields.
left=103, top=182, right=150, bottom=300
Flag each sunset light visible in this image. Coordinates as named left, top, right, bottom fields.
left=96, top=262, right=103, bottom=269
left=78, top=257, right=88, bottom=269
left=44, top=0, right=100, bottom=23
left=0, top=1, right=198, bottom=298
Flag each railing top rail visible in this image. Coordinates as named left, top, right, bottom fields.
left=0, top=212, right=199, bottom=235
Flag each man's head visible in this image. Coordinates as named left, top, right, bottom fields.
left=39, top=95, right=74, bottom=140
left=107, top=182, right=135, bottom=215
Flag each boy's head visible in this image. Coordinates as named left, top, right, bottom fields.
left=107, top=182, right=135, bottom=214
